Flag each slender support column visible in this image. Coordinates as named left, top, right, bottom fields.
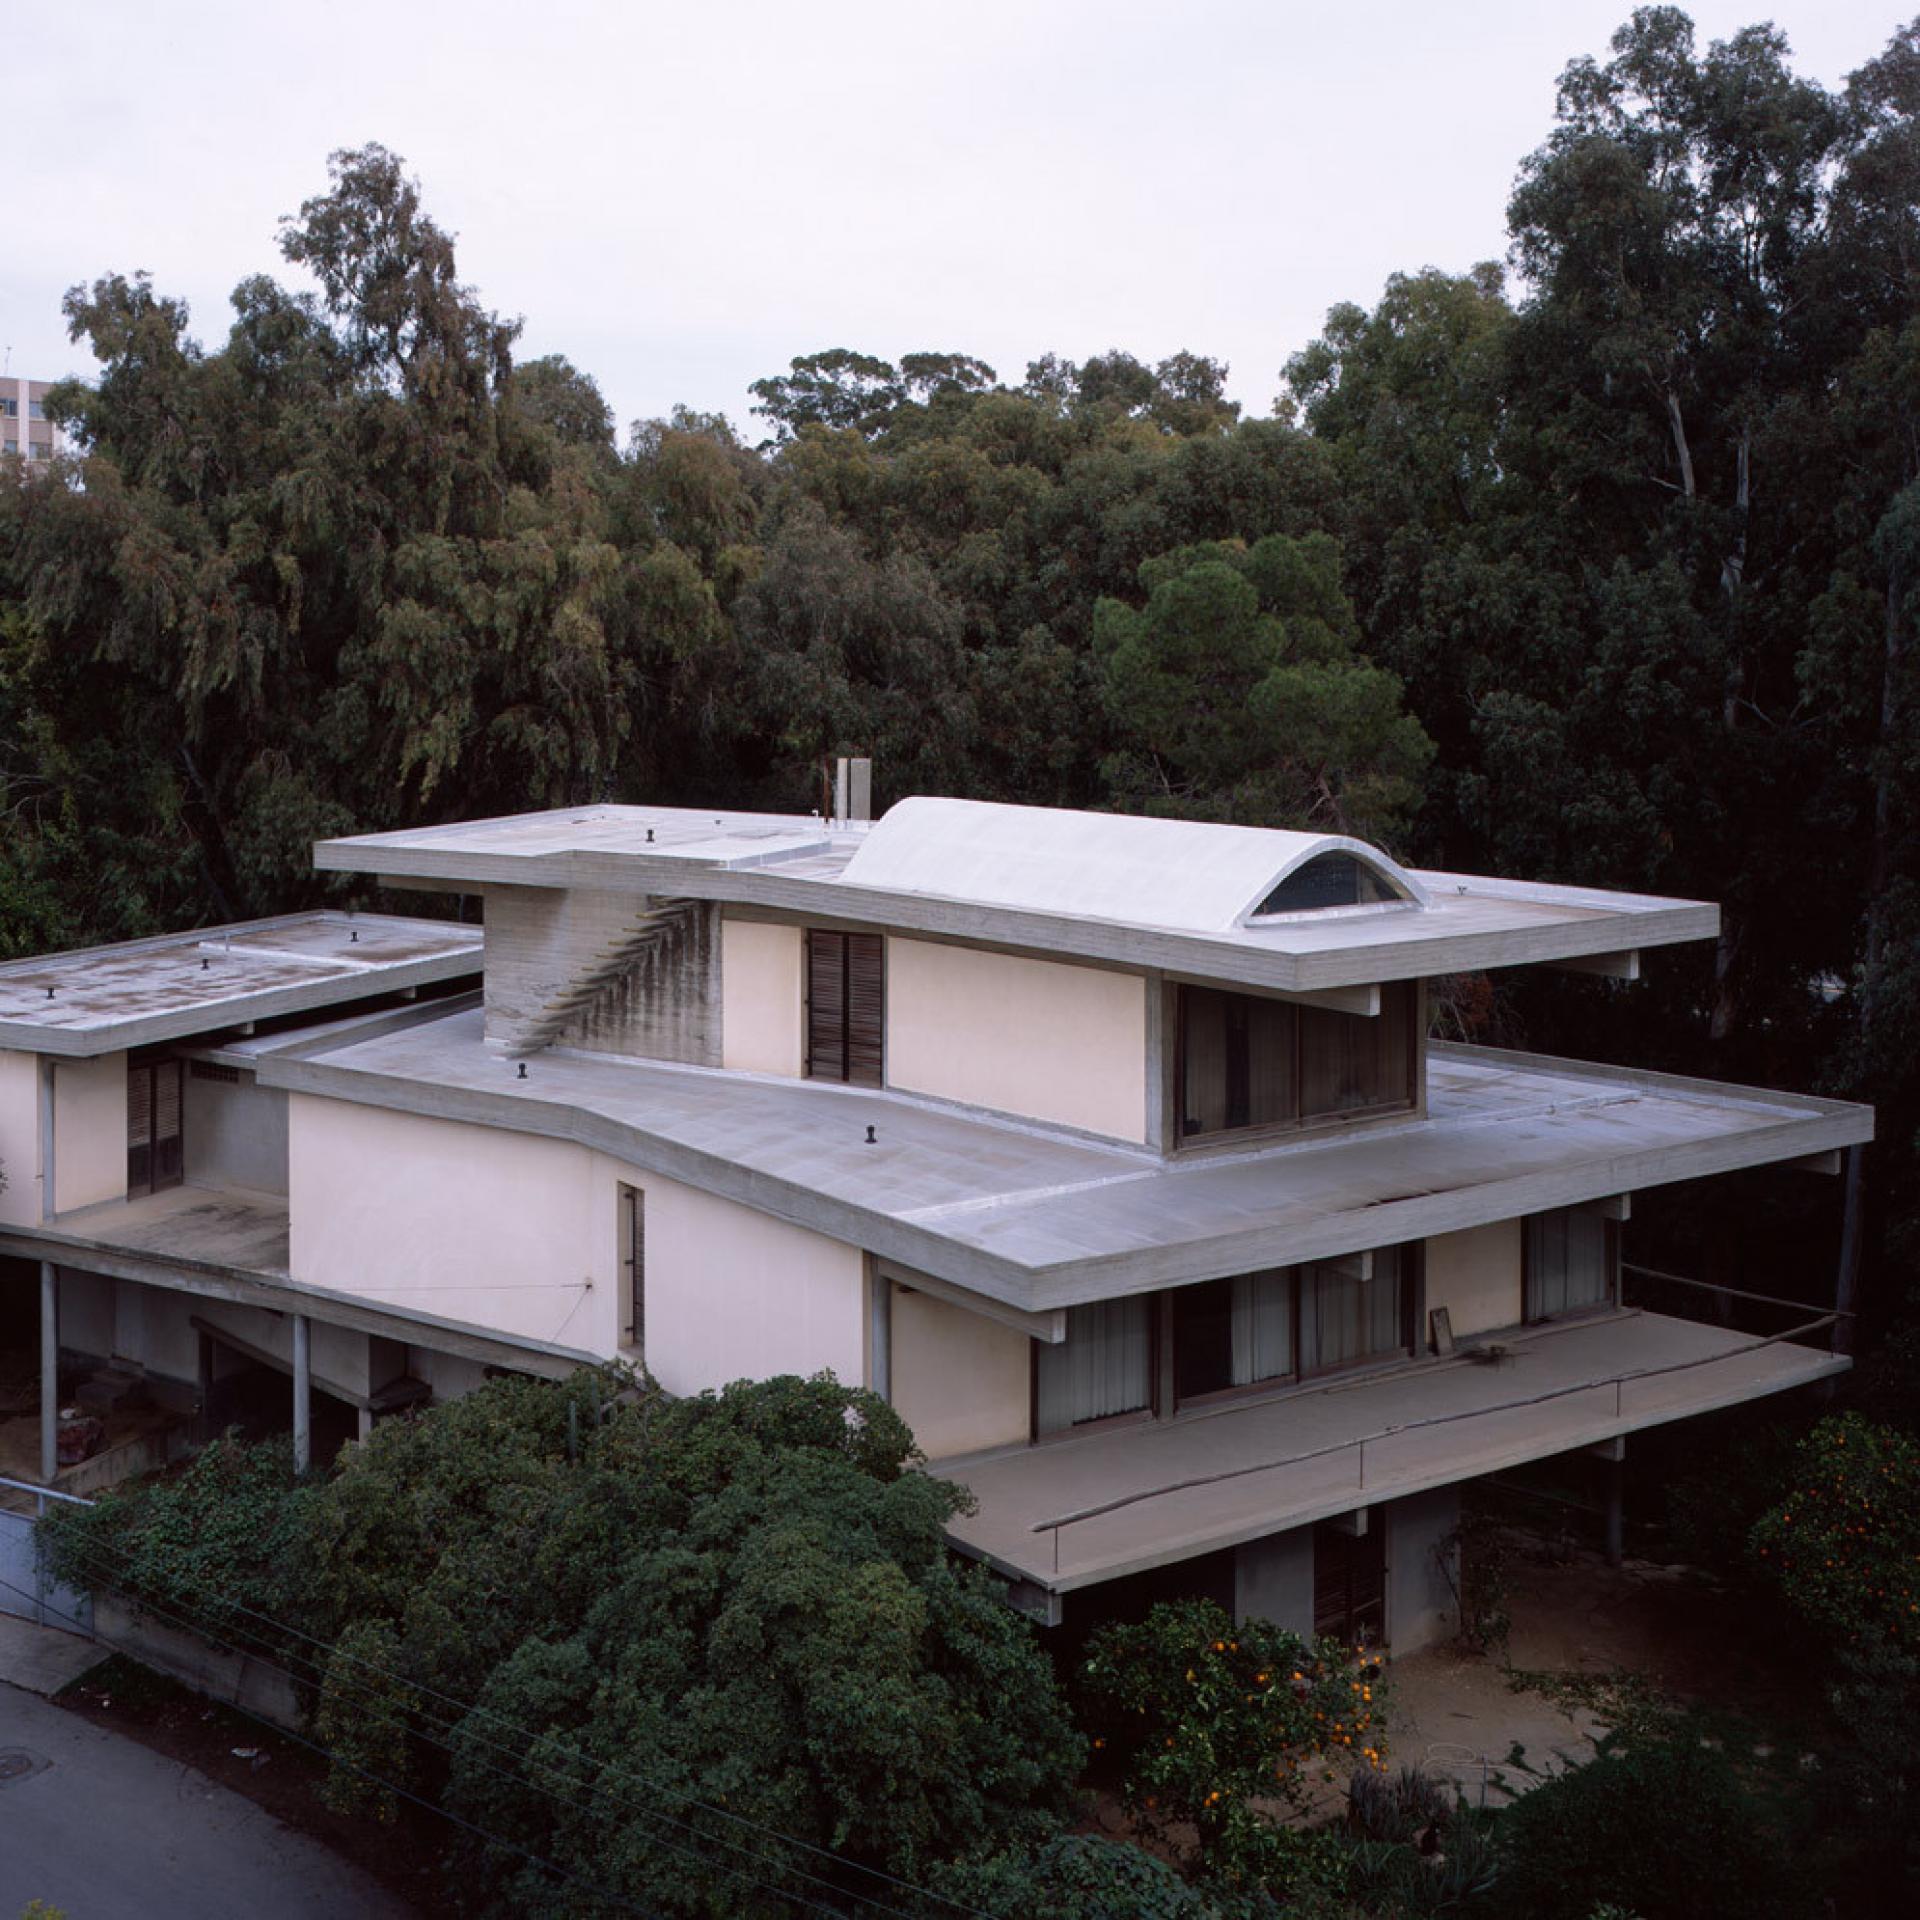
left=867, top=1266, right=892, bottom=1402
left=1833, top=1142, right=1865, bottom=1357
left=291, top=1314, right=312, bottom=1475
left=356, top=1405, right=374, bottom=1443
left=1604, top=1456, right=1625, bottom=1567
left=39, top=1261, right=58, bottom=1485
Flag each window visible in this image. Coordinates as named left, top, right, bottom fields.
left=28, top=400, right=45, bottom=421
left=1173, top=1269, right=1293, bottom=1402
left=28, top=442, right=49, bottom=460
left=618, top=1183, right=644, bottom=1349
left=1313, top=1519, right=1386, bottom=1645
left=1177, top=981, right=1417, bottom=1141
left=2, top=440, right=16, bottom=458
left=0, top=398, right=16, bottom=417
left=1299, top=1250, right=1407, bottom=1373
left=1035, top=1297, right=1153, bottom=1433
left=1525, top=1209, right=1616, bottom=1320
left=1254, top=853, right=1401, bottom=917
left=127, top=1058, right=184, bottom=1196
left=806, top=929, right=884, bottom=1086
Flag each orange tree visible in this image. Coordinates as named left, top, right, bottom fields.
left=1750, top=1413, right=1920, bottom=1648
left=1078, top=1597, right=1383, bottom=1885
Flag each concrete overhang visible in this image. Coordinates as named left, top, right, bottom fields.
left=258, top=1010, right=1874, bottom=1318
left=934, top=1309, right=1850, bottom=1594
left=314, top=805, right=1719, bottom=992
left=0, top=913, right=483, bottom=1058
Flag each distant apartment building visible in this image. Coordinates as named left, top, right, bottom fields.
left=1, top=376, right=66, bottom=467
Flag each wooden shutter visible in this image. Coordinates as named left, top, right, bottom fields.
left=127, top=1064, right=154, bottom=1197
left=153, top=1060, right=183, bottom=1189
left=806, top=930, right=848, bottom=1080
left=1313, top=1521, right=1387, bottom=1646
left=845, top=934, right=884, bottom=1088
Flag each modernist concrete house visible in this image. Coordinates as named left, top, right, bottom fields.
left=0, top=793, right=1872, bottom=1655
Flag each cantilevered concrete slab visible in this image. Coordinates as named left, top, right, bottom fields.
left=314, top=800, right=1718, bottom=992
left=0, top=913, right=483, bottom=1057
left=262, top=1010, right=1872, bottom=1311
left=936, top=1310, right=1848, bottom=1594
left=0, top=1184, right=594, bottom=1380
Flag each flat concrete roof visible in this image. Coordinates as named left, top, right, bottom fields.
left=260, top=1011, right=1872, bottom=1311
left=0, top=913, right=483, bottom=1056
left=935, top=1310, right=1849, bottom=1592
left=314, top=801, right=1718, bottom=991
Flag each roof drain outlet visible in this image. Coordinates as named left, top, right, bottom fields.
left=865, top=1125, right=877, bottom=1145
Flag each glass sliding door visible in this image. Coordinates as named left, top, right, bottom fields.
left=1524, top=1209, right=1616, bottom=1320
left=1172, top=1269, right=1293, bottom=1404
left=1035, top=1296, right=1153, bottom=1434
left=1299, top=1248, right=1406, bottom=1374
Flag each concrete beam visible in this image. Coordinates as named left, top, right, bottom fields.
left=1784, top=1149, right=1842, bottom=1176
left=291, top=1314, right=311, bottom=1475
left=39, top=1261, right=57, bottom=1484
left=1548, top=950, right=1642, bottom=982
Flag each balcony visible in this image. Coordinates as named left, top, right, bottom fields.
left=935, top=1305, right=1845, bottom=1598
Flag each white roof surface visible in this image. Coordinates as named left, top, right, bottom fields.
left=838, top=797, right=1428, bottom=931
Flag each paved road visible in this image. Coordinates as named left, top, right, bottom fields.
left=0, top=1681, right=416, bottom=1919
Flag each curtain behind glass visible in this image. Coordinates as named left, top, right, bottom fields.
left=1036, top=1296, right=1153, bottom=1432
left=1526, top=1210, right=1612, bottom=1318
left=1300, top=1248, right=1404, bottom=1372
left=1230, top=1269, right=1294, bottom=1384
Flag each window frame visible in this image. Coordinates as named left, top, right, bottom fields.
left=1521, top=1208, right=1620, bottom=1325
left=1167, top=977, right=1424, bottom=1153
left=1031, top=1246, right=1423, bottom=1440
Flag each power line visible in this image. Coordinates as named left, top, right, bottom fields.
left=37, top=1527, right=984, bottom=1920
left=34, top=1535, right=887, bottom=1920
left=0, top=1570, right=666, bottom=1920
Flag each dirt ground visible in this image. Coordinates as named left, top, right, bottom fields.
left=1383, top=1533, right=1825, bottom=1806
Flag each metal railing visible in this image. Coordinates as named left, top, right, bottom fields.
left=1028, top=1303, right=1838, bottom=1574
left=0, top=1473, right=94, bottom=1632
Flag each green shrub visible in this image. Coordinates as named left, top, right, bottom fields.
left=1488, top=1732, right=1806, bottom=1920
left=1750, top=1414, right=1920, bottom=1649
left=1079, top=1597, right=1383, bottom=1883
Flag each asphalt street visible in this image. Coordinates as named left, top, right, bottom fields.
left=0, top=1681, right=416, bottom=1919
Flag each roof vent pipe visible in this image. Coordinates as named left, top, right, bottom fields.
left=830, top=755, right=873, bottom=827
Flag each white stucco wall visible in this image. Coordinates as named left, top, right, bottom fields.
left=889, top=1284, right=1031, bottom=1460
left=289, top=1095, right=614, bottom=1352
left=884, top=938, right=1149, bottom=1141
left=720, top=919, right=805, bottom=1076
left=184, top=1068, right=290, bottom=1195
left=286, top=1095, right=867, bottom=1394
left=54, top=1052, right=127, bottom=1212
left=0, top=1048, right=41, bottom=1225
left=1424, top=1220, right=1523, bottom=1340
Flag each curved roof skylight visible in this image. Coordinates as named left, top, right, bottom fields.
left=838, top=798, right=1427, bottom=934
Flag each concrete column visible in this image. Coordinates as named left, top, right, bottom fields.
left=356, top=1405, right=374, bottom=1443
left=1604, top=1456, right=1625, bottom=1567
left=291, top=1314, right=311, bottom=1475
left=39, top=1261, right=58, bottom=1485
left=867, top=1269, right=892, bottom=1401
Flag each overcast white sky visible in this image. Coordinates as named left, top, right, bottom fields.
left=2, top=1, right=1909, bottom=438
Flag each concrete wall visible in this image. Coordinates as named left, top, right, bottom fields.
left=1424, top=1220, right=1523, bottom=1340
left=720, top=919, right=805, bottom=1076
left=1387, top=1485, right=1460, bottom=1655
left=183, top=1068, right=289, bottom=1195
left=287, top=1094, right=867, bottom=1393
left=53, top=1052, right=126, bottom=1213
left=884, top=939, right=1149, bottom=1141
left=289, top=1094, right=616, bottom=1353
left=1235, top=1526, right=1315, bottom=1636
left=889, top=1283, right=1030, bottom=1459
left=483, top=884, right=720, bottom=1064
left=0, top=1048, right=39, bottom=1225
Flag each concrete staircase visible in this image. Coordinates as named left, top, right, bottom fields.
left=506, top=898, right=704, bottom=1057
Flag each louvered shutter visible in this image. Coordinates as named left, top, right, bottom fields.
left=845, top=934, right=885, bottom=1087
left=154, top=1060, right=184, bottom=1187
left=127, top=1065, right=153, bottom=1196
left=807, top=930, right=848, bottom=1080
